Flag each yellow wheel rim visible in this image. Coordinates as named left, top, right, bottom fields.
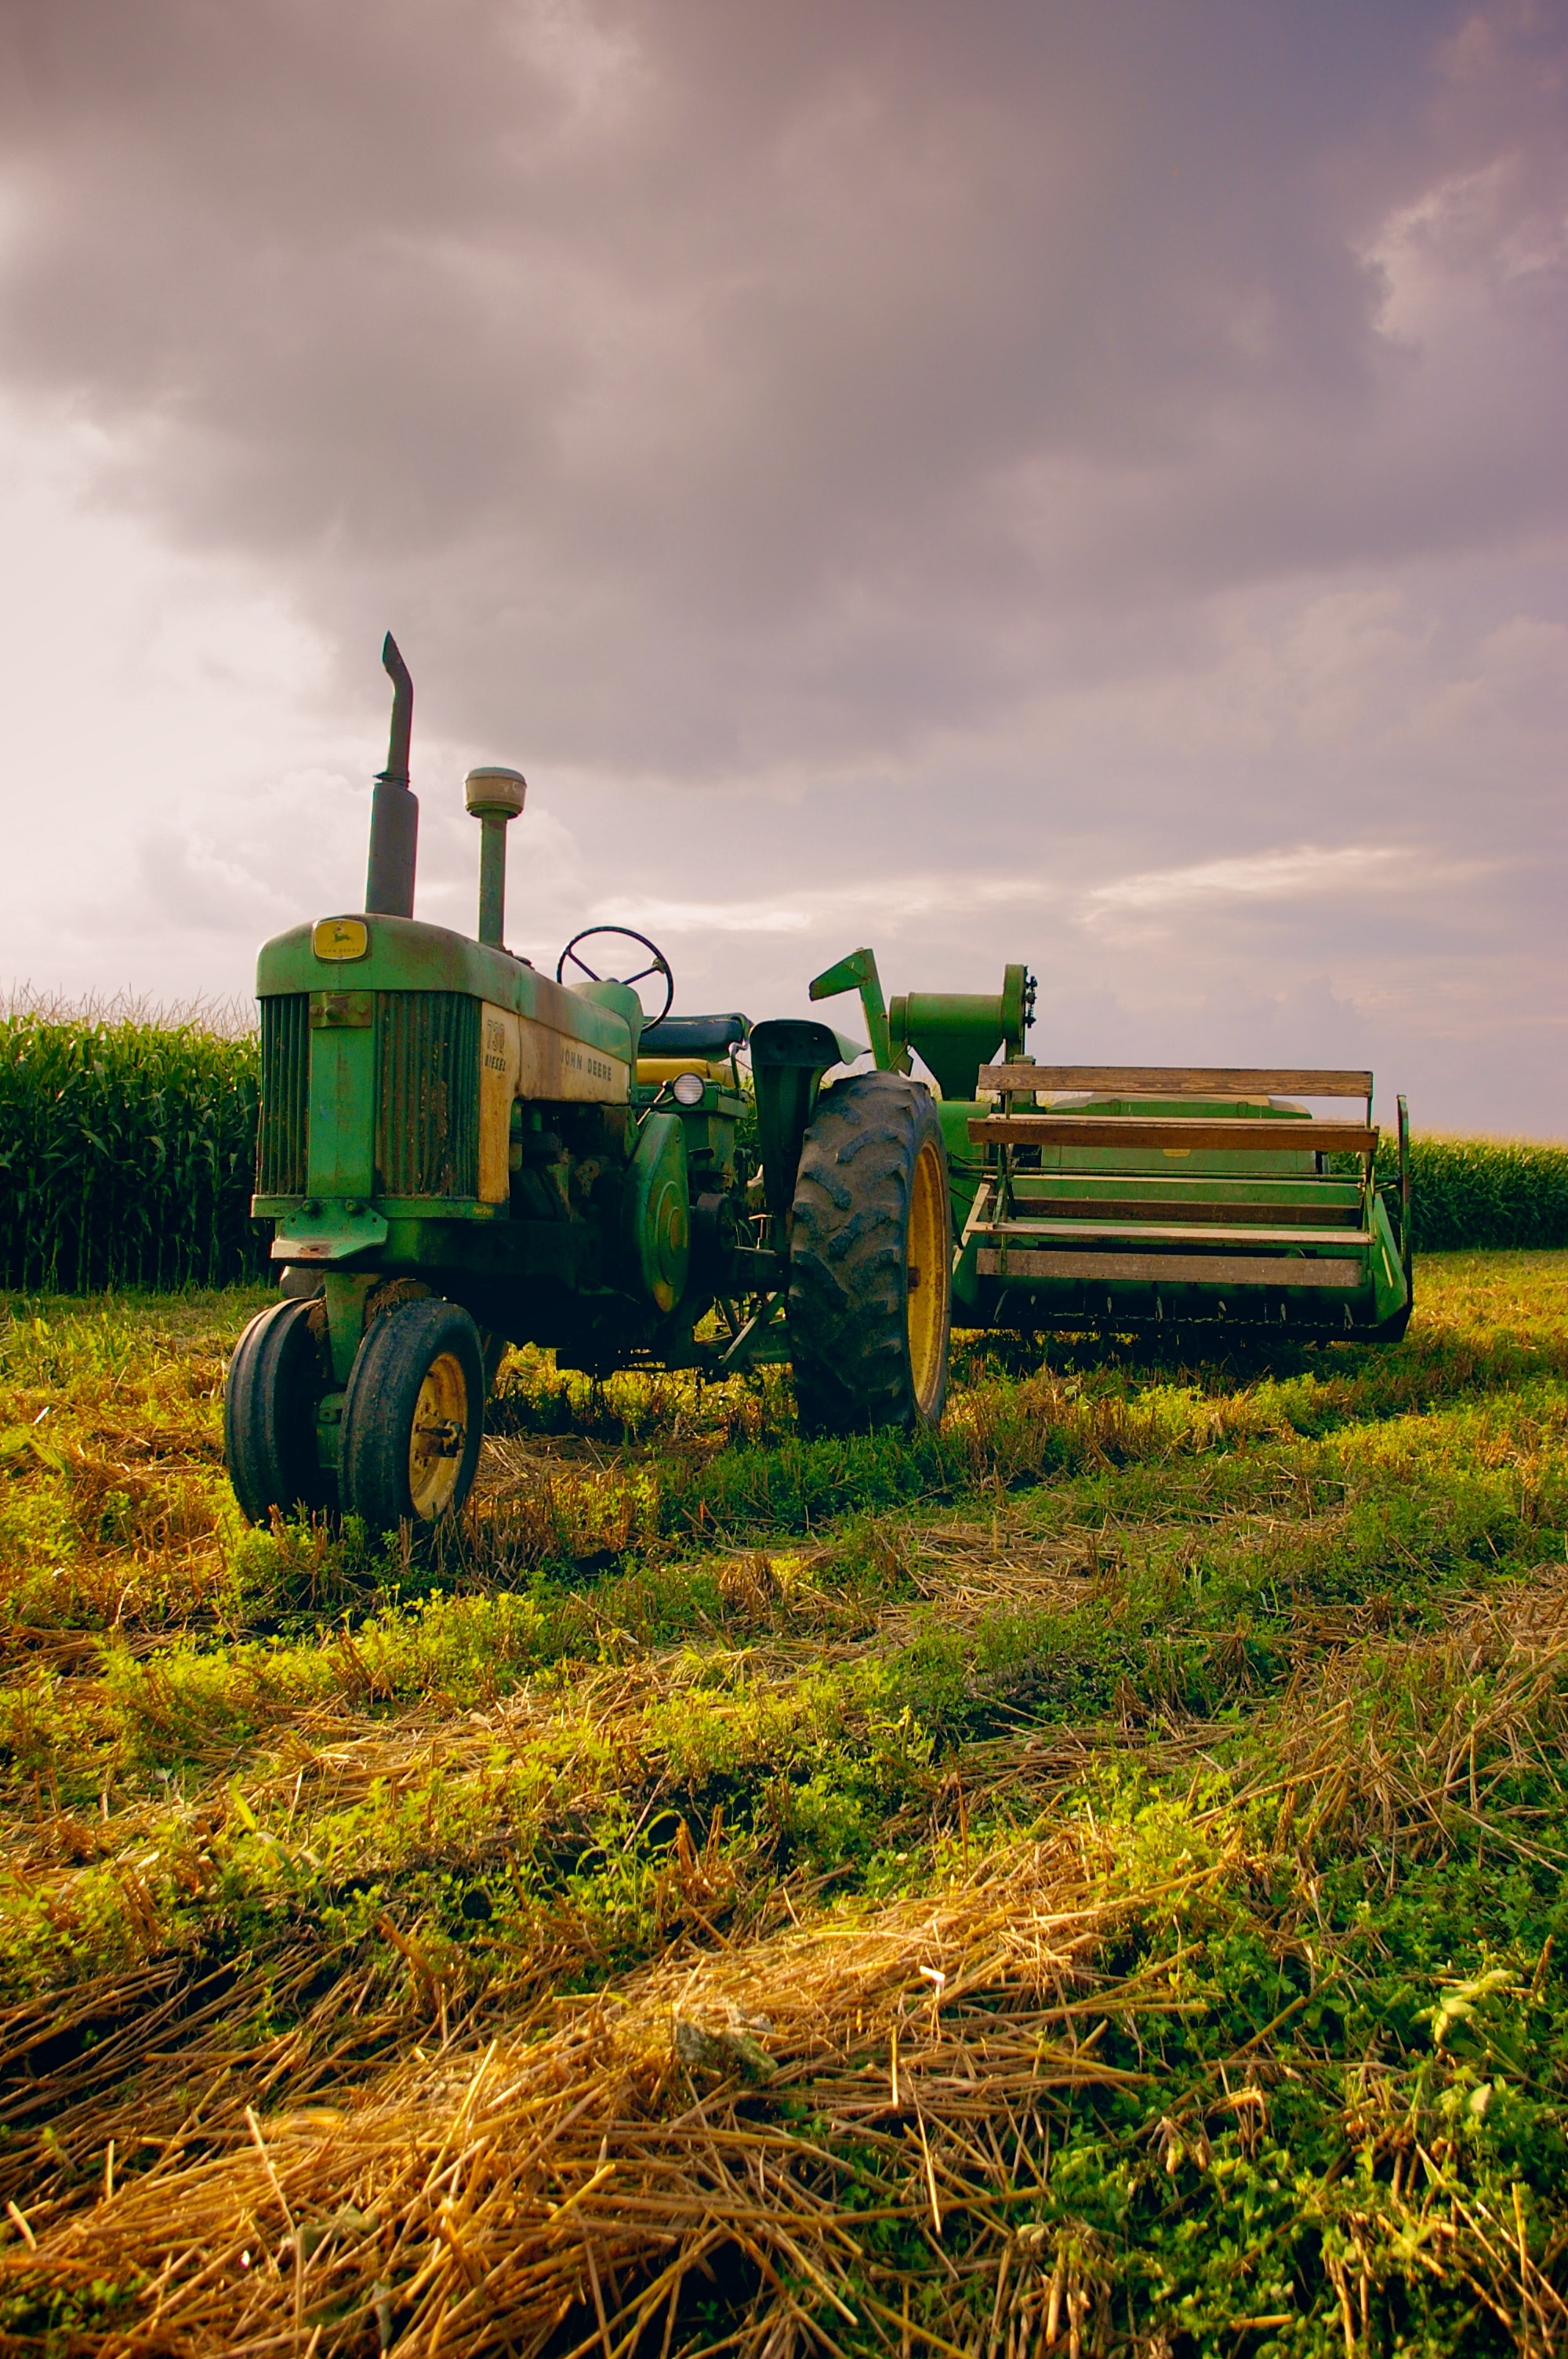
left=408, top=1350, right=470, bottom=1520
left=906, top=1138, right=949, bottom=1419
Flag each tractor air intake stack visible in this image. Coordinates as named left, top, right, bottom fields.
left=365, top=633, right=419, bottom=918
left=465, top=765, right=527, bottom=947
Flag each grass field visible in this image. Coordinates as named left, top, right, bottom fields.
left=5, top=1262, right=1568, bottom=2354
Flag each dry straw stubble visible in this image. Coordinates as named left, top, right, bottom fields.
left=20, top=1830, right=1152, bottom=2359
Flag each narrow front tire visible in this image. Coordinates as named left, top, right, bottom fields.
left=339, top=1297, right=485, bottom=1532
left=224, top=1296, right=334, bottom=1525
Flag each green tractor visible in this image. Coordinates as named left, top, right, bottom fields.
left=228, top=640, right=1412, bottom=1533
left=225, top=640, right=975, bottom=1532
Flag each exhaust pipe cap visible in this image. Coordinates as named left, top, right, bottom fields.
left=465, top=765, right=527, bottom=820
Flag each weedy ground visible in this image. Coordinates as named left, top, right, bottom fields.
left=4, top=1260, right=1568, bottom=2355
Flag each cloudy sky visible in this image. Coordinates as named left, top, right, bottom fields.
left=1, top=0, right=1564, bottom=1129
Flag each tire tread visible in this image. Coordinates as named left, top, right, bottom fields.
left=787, top=1073, right=951, bottom=1436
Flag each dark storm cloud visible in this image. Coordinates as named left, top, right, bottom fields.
left=2, top=0, right=1563, bottom=777
left=0, top=0, right=1564, bottom=1134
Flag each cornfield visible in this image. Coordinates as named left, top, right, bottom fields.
left=0, top=1005, right=263, bottom=1292
left=1388, top=1132, right=1568, bottom=1252
left=2, top=1005, right=1566, bottom=1292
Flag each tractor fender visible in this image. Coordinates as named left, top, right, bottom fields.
left=748, top=1017, right=866, bottom=1221
left=622, top=1110, right=691, bottom=1313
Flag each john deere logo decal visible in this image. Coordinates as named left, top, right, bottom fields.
left=313, top=918, right=369, bottom=961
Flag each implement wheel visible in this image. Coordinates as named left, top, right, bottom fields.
left=339, top=1297, right=485, bottom=1532
left=224, top=1297, right=334, bottom=1525
left=787, top=1071, right=952, bottom=1436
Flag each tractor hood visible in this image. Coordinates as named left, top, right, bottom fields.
left=256, top=914, right=636, bottom=1066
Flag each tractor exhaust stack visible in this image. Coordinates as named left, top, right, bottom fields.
left=465, top=765, right=528, bottom=948
left=365, top=633, right=419, bottom=918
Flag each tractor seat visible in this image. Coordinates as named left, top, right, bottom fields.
left=637, top=1012, right=750, bottom=1056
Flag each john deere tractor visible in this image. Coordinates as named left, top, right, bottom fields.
left=227, top=639, right=1412, bottom=1532
left=224, top=639, right=972, bottom=1532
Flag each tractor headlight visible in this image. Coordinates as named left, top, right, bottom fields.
left=672, top=1070, right=706, bottom=1107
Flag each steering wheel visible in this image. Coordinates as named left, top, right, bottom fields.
left=555, top=925, right=675, bottom=1027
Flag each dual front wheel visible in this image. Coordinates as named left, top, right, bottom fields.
left=225, top=1293, right=485, bottom=1534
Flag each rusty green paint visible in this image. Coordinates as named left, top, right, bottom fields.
left=307, top=1026, right=376, bottom=1201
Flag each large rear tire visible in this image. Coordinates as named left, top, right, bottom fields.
left=787, top=1072, right=953, bottom=1436
left=224, top=1296, right=335, bottom=1525
left=339, top=1297, right=485, bottom=1532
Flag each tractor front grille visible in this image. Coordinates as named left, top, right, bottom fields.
left=375, top=991, right=480, bottom=1198
left=256, top=994, right=310, bottom=1194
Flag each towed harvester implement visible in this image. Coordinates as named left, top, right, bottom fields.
left=808, top=956, right=1413, bottom=1343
